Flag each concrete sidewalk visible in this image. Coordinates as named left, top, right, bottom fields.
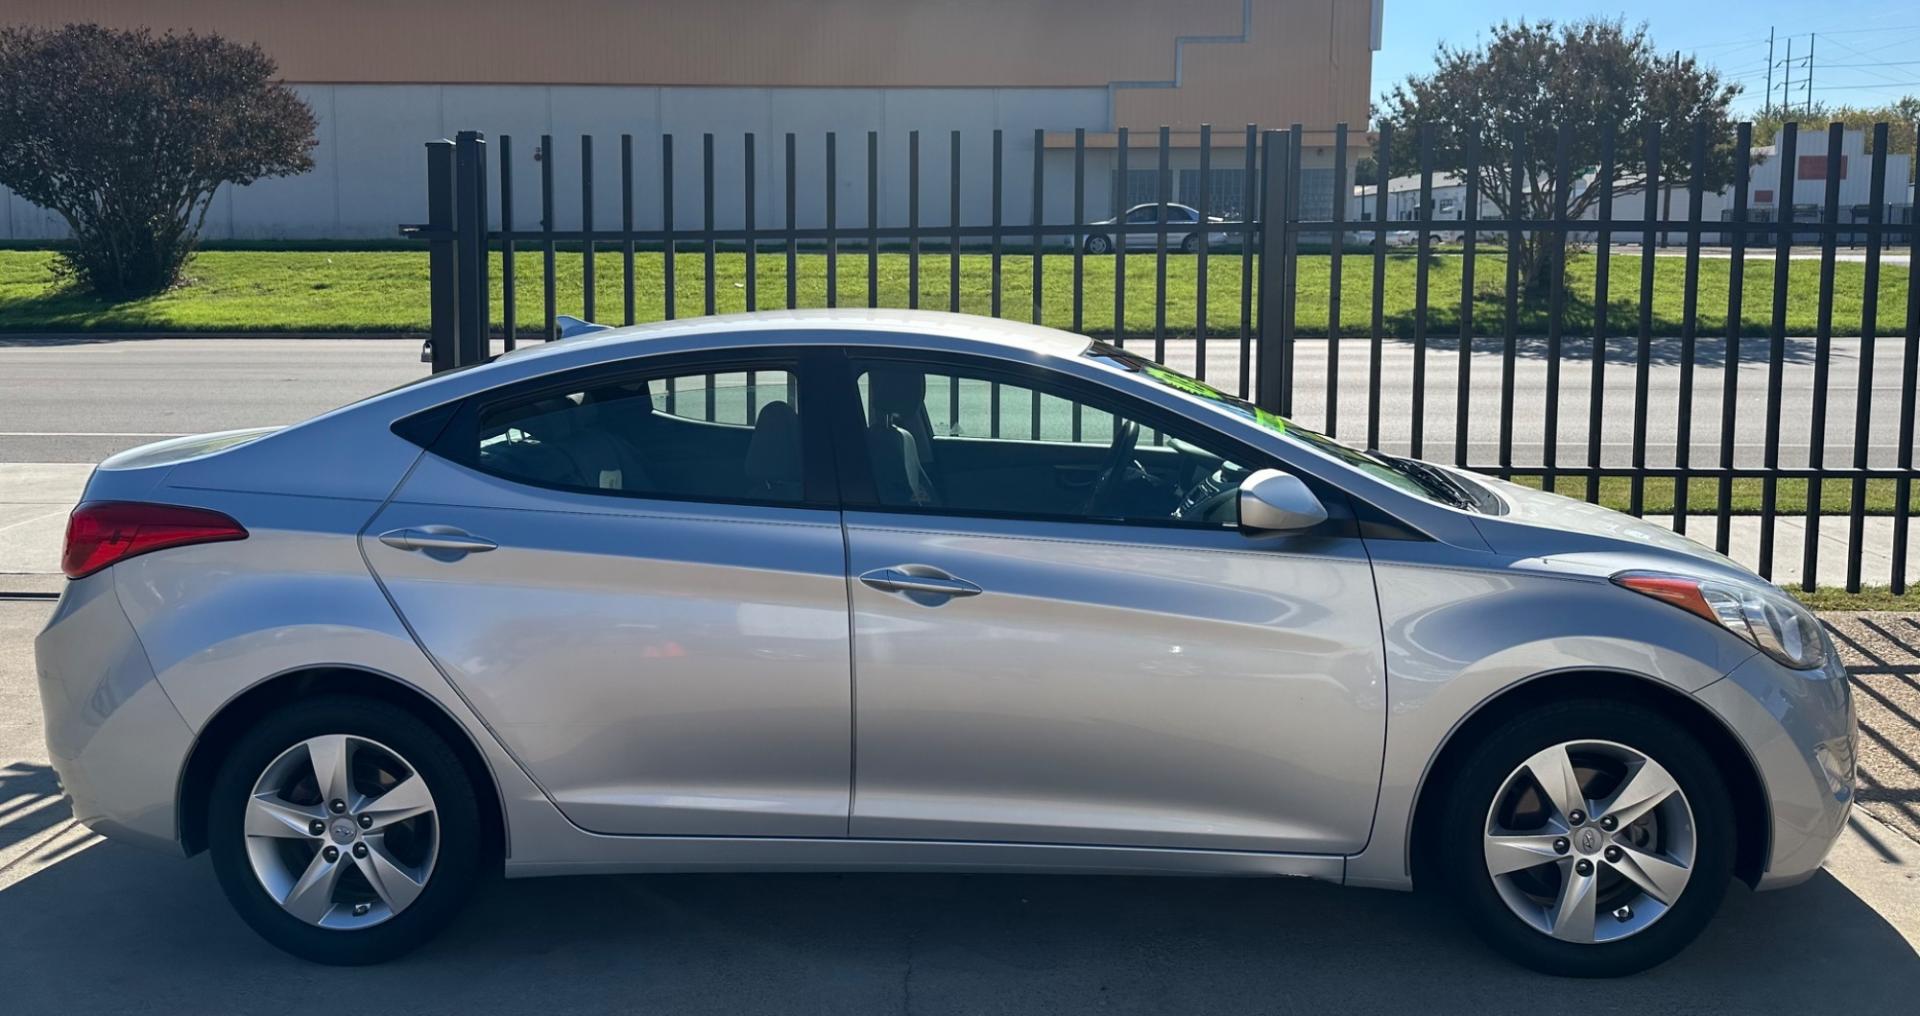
left=6, top=461, right=1914, bottom=593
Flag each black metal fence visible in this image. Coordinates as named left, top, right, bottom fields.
left=406, top=121, right=1919, bottom=596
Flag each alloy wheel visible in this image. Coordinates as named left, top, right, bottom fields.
left=1482, top=739, right=1696, bottom=944
left=243, top=734, right=440, bottom=930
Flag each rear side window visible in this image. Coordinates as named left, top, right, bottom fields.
left=472, top=367, right=805, bottom=505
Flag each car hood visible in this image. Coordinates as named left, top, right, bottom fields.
left=1463, top=472, right=1755, bottom=582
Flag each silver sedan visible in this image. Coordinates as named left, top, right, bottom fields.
left=36, top=310, right=1853, bottom=975
left=1081, top=202, right=1232, bottom=253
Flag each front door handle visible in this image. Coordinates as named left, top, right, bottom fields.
left=378, top=527, right=498, bottom=554
left=858, top=566, right=983, bottom=601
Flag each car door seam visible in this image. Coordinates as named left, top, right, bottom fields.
left=353, top=445, right=557, bottom=855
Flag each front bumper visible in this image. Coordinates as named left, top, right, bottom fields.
left=1695, top=645, right=1857, bottom=889
left=34, top=573, right=194, bottom=854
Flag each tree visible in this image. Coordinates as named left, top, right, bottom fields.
left=0, top=24, right=316, bottom=297
left=1373, top=19, right=1741, bottom=293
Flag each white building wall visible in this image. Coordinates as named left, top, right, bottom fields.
left=1, top=83, right=1120, bottom=241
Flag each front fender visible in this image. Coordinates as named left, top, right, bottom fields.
left=1345, top=546, right=1753, bottom=889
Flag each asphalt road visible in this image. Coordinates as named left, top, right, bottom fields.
left=2, top=599, right=1917, bottom=1015
left=1, top=334, right=1914, bottom=467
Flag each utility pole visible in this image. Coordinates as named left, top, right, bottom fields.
left=1782, top=37, right=1794, bottom=118
left=1764, top=28, right=1775, bottom=116
left=1804, top=34, right=1815, bottom=116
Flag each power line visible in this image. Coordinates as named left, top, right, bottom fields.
left=1808, top=80, right=1920, bottom=91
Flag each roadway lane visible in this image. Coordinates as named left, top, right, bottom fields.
left=1, top=335, right=1915, bottom=467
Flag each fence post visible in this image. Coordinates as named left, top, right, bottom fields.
left=453, top=130, right=490, bottom=368
left=1254, top=129, right=1291, bottom=413
left=423, top=139, right=459, bottom=374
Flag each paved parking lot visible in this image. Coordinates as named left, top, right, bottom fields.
left=2, top=599, right=1916, bottom=1014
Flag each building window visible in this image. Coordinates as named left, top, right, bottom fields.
left=1296, top=168, right=1336, bottom=223
left=1179, top=168, right=1250, bottom=218
left=1114, top=169, right=1167, bottom=210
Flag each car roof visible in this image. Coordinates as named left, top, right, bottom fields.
left=493, top=308, right=1092, bottom=365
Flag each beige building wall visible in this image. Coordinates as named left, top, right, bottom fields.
left=1, top=1, right=1381, bottom=239
left=6, top=0, right=1377, bottom=130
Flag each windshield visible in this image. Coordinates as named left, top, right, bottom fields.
left=1083, top=342, right=1497, bottom=513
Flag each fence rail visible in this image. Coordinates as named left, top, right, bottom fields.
left=405, top=120, right=1920, bottom=597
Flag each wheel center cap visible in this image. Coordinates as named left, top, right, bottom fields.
left=1575, top=826, right=1605, bottom=856
left=329, top=818, right=357, bottom=845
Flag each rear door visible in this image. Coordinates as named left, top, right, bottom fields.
left=365, top=349, right=853, bottom=838
left=831, top=353, right=1388, bottom=855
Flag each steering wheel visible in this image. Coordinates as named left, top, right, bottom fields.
left=1080, top=415, right=1140, bottom=515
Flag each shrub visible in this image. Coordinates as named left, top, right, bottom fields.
left=0, top=24, right=317, bottom=297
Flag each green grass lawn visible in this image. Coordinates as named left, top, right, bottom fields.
left=1791, top=586, right=1918, bottom=611
left=1507, top=475, right=1920, bottom=516
left=0, top=247, right=1910, bottom=338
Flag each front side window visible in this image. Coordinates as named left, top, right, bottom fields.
left=1084, top=343, right=1499, bottom=513
left=474, top=366, right=805, bottom=504
left=851, top=359, right=1253, bottom=528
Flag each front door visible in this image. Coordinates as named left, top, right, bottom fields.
left=833, top=353, right=1387, bottom=855
left=365, top=352, right=852, bottom=838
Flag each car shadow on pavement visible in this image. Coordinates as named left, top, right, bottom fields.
left=0, top=830, right=1913, bottom=1016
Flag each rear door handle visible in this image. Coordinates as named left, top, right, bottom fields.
left=858, top=566, right=983, bottom=600
left=378, top=527, right=498, bottom=554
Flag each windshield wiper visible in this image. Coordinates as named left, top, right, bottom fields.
left=1383, top=456, right=1482, bottom=511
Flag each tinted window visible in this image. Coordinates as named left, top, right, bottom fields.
left=852, top=359, right=1250, bottom=527
left=474, top=367, right=805, bottom=504
left=1125, top=206, right=1159, bottom=223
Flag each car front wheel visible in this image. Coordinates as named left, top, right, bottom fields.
left=1436, top=699, right=1734, bottom=977
left=207, top=695, right=484, bottom=964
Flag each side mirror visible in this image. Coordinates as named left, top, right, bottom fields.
left=1239, top=468, right=1328, bottom=534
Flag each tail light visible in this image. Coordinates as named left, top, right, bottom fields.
left=62, top=501, right=248, bottom=579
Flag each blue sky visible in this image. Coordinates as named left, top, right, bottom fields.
left=1372, top=2, right=1920, bottom=113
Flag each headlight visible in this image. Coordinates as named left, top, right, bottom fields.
left=1612, top=571, right=1827, bottom=670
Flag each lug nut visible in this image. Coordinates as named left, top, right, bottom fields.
left=1552, top=837, right=1570, bottom=855
left=358, top=813, right=373, bottom=830
left=353, top=902, right=372, bottom=917
left=1605, top=845, right=1624, bottom=863
left=1613, top=905, right=1634, bottom=922
left=1600, top=815, right=1618, bottom=831
left=329, top=799, right=347, bottom=814
left=322, top=845, right=339, bottom=863
left=352, top=843, right=368, bottom=859
left=308, top=819, right=326, bottom=836
left=1568, top=809, right=1586, bottom=826
left=1575, top=859, right=1594, bottom=877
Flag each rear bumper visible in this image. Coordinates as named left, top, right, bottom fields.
left=1695, top=647, right=1857, bottom=890
left=34, top=573, right=193, bottom=854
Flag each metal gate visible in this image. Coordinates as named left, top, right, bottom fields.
left=406, top=120, right=1919, bottom=596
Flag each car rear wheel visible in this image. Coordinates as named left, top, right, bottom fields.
left=207, top=696, right=483, bottom=964
left=1180, top=233, right=1200, bottom=253
left=1436, top=699, right=1734, bottom=977
left=1083, top=234, right=1112, bottom=254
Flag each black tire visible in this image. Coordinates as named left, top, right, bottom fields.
left=1434, top=698, right=1734, bottom=978
left=207, top=695, right=484, bottom=965
left=1084, top=234, right=1112, bottom=254
left=1180, top=233, right=1200, bottom=253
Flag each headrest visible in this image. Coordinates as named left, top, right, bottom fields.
left=867, top=367, right=927, bottom=424
left=744, top=400, right=802, bottom=484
